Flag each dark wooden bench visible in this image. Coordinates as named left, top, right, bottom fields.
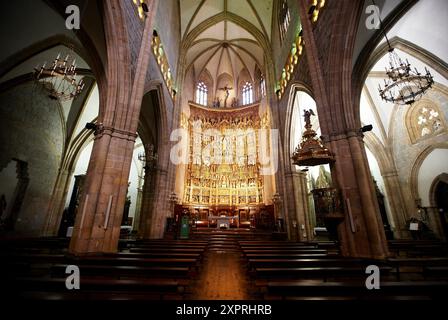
left=387, top=257, right=448, bottom=280
left=239, top=241, right=314, bottom=246
left=252, top=266, right=395, bottom=281
left=242, top=249, right=328, bottom=255
left=240, top=245, right=318, bottom=249
left=71, top=257, right=199, bottom=270
left=128, top=242, right=207, bottom=247
left=247, top=258, right=362, bottom=269
left=124, top=240, right=208, bottom=247
left=17, top=290, right=184, bottom=301
left=3, top=253, right=200, bottom=269
left=50, top=264, right=192, bottom=279
left=244, top=253, right=334, bottom=259
left=423, top=266, right=448, bottom=279
left=115, top=252, right=202, bottom=260
left=129, top=247, right=205, bottom=254
left=2, top=253, right=68, bottom=264
left=388, top=240, right=448, bottom=257
left=258, top=280, right=448, bottom=300
left=13, top=277, right=188, bottom=299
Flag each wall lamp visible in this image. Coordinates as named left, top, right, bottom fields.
left=85, top=122, right=97, bottom=131
left=360, top=124, right=373, bottom=133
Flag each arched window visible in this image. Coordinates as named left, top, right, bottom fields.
left=242, top=82, right=253, bottom=105
left=405, top=99, right=446, bottom=144
left=279, top=0, right=291, bottom=43
left=196, top=81, right=208, bottom=106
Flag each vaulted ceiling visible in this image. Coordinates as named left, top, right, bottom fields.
left=181, top=0, right=273, bottom=88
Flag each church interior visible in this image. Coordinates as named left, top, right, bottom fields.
left=1, top=0, right=448, bottom=305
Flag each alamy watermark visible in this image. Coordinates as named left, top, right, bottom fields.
left=365, top=265, right=380, bottom=290
left=365, top=5, right=381, bottom=30
left=65, top=5, right=80, bottom=30
left=65, top=265, right=80, bottom=290
left=169, top=128, right=279, bottom=175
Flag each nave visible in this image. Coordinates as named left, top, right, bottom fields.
left=2, top=229, right=448, bottom=301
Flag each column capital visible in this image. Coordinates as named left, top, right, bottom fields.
left=323, top=130, right=363, bottom=143
left=94, top=124, right=138, bottom=141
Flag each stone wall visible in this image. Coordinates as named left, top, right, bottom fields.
left=391, top=89, right=448, bottom=216
left=0, top=82, right=64, bottom=235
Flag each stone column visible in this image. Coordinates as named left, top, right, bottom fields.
left=132, top=186, right=143, bottom=232
left=382, top=170, right=410, bottom=238
left=283, top=172, right=299, bottom=240
left=295, top=171, right=313, bottom=241
left=297, top=0, right=389, bottom=258
left=149, top=167, right=170, bottom=238
left=69, top=0, right=158, bottom=255
left=328, top=134, right=389, bottom=258
left=43, top=168, right=73, bottom=236
left=284, top=171, right=312, bottom=241
left=138, top=166, right=157, bottom=238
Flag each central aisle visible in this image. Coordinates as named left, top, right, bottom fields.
left=190, top=230, right=253, bottom=300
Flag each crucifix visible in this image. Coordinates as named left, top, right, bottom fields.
left=219, top=84, right=233, bottom=108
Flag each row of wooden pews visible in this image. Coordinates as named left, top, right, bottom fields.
left=388, top=239, right=448, bottom=257
left=1, top=238, right=208, bottom=300
left=240, top=240, right=448, bottom=300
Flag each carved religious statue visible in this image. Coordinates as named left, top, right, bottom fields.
left=219, top=84, right=233, bottom=108
left=303, top=109, right=315, bottom=128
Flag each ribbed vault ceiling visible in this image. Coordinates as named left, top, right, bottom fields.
left=181, top=0, right=273, bottom=86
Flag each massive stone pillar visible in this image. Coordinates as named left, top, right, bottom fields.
left=138, top=166, right=157, bottom=238
left=132, top=186, right=143, bottom=233
left=69, top=0, right=158, bottom=255
left=297, top=0, right=389, bottom=258
left=328, top=133, right=389, bottom=258
left=149, top=167, right=170, bottom=238
left=284, top=171, right=312, bottom=241
left=382, top=170, right=410, bottom=238
left=43, top=168, right=73, bottom=236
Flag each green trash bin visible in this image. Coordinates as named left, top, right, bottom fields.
left=180, top=215, right=190, bottom=239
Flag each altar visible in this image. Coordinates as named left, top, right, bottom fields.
left=209, top=215, right=239, bottom=229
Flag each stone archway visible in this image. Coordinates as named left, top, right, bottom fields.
left=430, top=173, right=448, bottom=240
left=410, top=145, right=448, bottom=203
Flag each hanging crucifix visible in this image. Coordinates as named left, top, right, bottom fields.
left=219, top=84, right=233, bottom=108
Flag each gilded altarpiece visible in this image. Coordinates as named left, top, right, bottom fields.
left=183, top=104, right=268, bottom=208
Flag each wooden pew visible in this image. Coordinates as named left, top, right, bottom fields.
left=245, top=253, right=331, bottom=260
left=258, top=279, right=448, bottom=300
left=252, top=266, right=395, bottom=282
left=12, top=277, right=188, bottom=300
left=242, top=249, right=328, bottom=255
left=239, top=241, right=314, bottom=246
left=240, top=245, right=318, bottom=249
left=50, top=264, right=192, bottom=279
left=388, top=240, right=448, bottom=257
left=129, top=247, right=205, bottom=254
left=387, top=257, right=448, bottom=280
left=247, top=259, right=367, bottom=272
left=115, top=252, right=202, bottom=260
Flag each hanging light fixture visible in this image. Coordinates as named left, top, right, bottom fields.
left=34, top=50, right=85, bottom=101
left=374, top=1, right=434, bottom=105
left=292, top=109, right=335, bottom=167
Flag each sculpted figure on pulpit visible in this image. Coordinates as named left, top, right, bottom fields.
left=303, top=109, right=315, bottom=128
